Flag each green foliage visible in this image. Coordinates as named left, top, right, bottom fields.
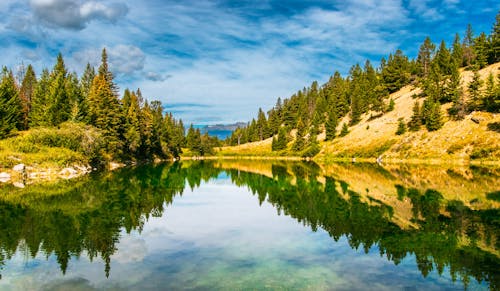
left=381, top=49, right=412, bottom=93
left=408, top=100, right=422, bottom=132
left=422, top=98, right=443, bottom=131
left=0, top=67, right=22, bottom=139
left=272, top=127, right=288, bottom=151
left=387, top=98, right=395, bottom=112
left=339, top=123, right=349, bottom=137
left=396, top=118, right=406, bottom=135
left=467, top=70, right=483, bottom=110
left=324, top=111, right=338, bottom=141
left=19, top=64, right=37, bottom=129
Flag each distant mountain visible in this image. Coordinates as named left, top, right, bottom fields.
left=198, top=122, right=247, bottom=140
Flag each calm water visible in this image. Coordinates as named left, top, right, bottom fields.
left=0, top=161, right=499, bottom=290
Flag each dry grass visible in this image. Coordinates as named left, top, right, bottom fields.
left=319, top=63, right=500, bottom=162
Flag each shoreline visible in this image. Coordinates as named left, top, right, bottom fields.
left=1, top=155, right=499, bottom=187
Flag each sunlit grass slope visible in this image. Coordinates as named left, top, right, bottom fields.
left=219, top=63, right=500, bottom=163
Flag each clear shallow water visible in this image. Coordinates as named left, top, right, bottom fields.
left=0, top=161, right=499, bottom=290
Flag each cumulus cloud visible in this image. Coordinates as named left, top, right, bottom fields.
left=108, top=44, right=145, bottom=74
left=30, top=0, right=128, bottom=30
left=72, top=44, right=145, bottom=75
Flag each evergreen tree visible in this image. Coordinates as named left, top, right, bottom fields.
left=88, top=50, right=124, bottom=157
left=324, top=111, right=338, bottom=141
left=396, top=118, right=406, bottom=135
left=381, top=49, right=411, bottom=93
left=462, top=24, right=475, bottom=67
left=66, top=72, right=85, bottom=122
left=387, top=98, right=395, bottom=112
left=123, top=90, right=141, bottom=156
left=19, top=64, right=36, bottom=129
left=0, top=67, right=22, bottom=138
left=474, top=32, right=489, bottom=69
left=272, top=126, right=288, bottom=151
left=447, top=64, right=466, bottom=119
left=423, top=99, right=443, bottom=131
left=80, top=63, right=95, bottom=99
left=408, top=100, right=422, bottom=131
left=348, top=64, right=365, bottom=125
left=30, top=69, right=50, bottom=126
left=417, top=37, right=436, bottom=77
left=483, top=72, right=499, bottom=112
left=467, top=70, right=483, bottom=111
left=490, top=11, right=500, bottom=64
left=186, top=125, right=203, bottom=155
left=256, top=108, right=269, bottom=140
left=339, top=123, right=349, bottom=137
left=292, top=118, right=306, bottom=151
left=451, top=33, right=463, bottom=67
left=46, top=53, right=71, bottom=126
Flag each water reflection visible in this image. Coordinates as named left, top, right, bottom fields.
left=0, top=160, right=499, bottom=289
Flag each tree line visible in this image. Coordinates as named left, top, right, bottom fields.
left=0, top=49, right=219, bottom=161
left=227, top=12, right=500, bottom=153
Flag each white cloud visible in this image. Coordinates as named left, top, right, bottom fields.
left=71, top=44, right=145, bottom=75
left=30, top=0, right=128, bottom=30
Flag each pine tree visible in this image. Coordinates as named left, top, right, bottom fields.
left=396, top=118, right=406, bottom=135
left=381, top=49, right=411, bottom=93
left=474, top=32, right=489, bottom=69
left=325, top=111, right=338, bottom=141
left=451, top=33, right=463, bottom=67
left=19, top=64, right=36, bottom=129
left=30, top=69, right=50, bottom=126
left=272, top=126, right=288, bottom=151
left=446, top=64, right=466, bottom=118
left=292, top=118, right=306, bottom=152
left=467, top=70, right=483, bottom=111
left=462, top=24, right=475, bottom=67
left=387, top=98, right=395, bottom=112
left=80, top=63, right=95, bottom=99
left=417, top=37, right=436, bottom=77
left=256, top=108, right=269, bottom=140
left=88, top=51, right=124, bottom=157
left=123, top=90, right=142, bottom=156
left=66, top=72, right=85, bottom=122
left=483, top=72, right=499, bottom=112
left=46, top=53, right=71, bottom=126
left=339, top=123, right=349, bottom=137
left=424, top=100, right=443, bottom=131
left=408, top=100, right=422, bottom=131
left=490, top=11, right=500, bottom=64
left=0, top=67, right=22, bottom=138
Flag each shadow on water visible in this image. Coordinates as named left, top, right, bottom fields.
left=0, top=160, right=499, bottom=289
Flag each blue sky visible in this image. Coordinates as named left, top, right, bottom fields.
left=1, top=0, right=499, bottom=125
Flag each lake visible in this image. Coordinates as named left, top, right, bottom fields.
left=0, top=160, right=499, bottom=290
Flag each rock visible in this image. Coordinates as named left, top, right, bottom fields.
left=13, top=182, right=25, bottom=188
left=0, top=172, right=11, bottom=183
left=13, top=164, right=26, bottom=172
left=109, top=162, right=125, bottom=170
left=471, top=117, right=482, bottom=124
left=59, top=167, right=78, bottom=176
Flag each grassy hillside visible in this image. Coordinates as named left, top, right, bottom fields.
left=219, top=63, right=500, bottom=164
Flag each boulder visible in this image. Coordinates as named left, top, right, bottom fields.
left=59, top=167, right=78, bottom=176
left=0, top=172, right=10, bottom=183
left=13, top=164, right=25, bottom=172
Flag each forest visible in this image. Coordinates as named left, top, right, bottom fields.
left=227, top=13, right=500, bottom=157
left=0, top=49, right=220, bottom=164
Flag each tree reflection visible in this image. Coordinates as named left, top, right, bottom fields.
left=0, top=161, right=498, bottom=289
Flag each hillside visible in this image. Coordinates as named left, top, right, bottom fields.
left=218, top=62, right=500, bottom=163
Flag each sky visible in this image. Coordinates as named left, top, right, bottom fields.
left=1, top=0, right=499, bottom=125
